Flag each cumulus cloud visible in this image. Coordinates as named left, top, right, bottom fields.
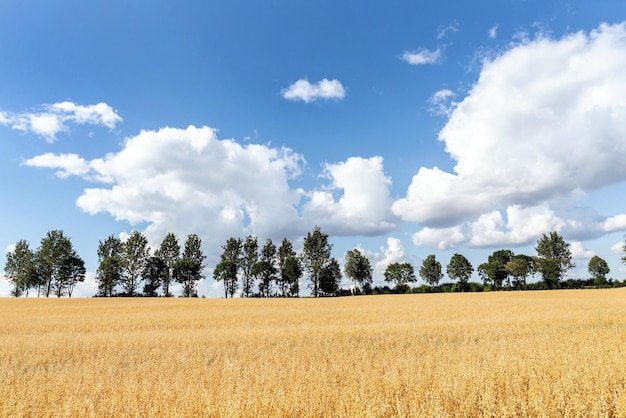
left=301, top=156, right=398, bottom=235
left=570, top=241, right=595, bottom=260
left=610, top=241, right=625, bottom=254
left=358, top=237, right=407, bottom=284
left=281, top=78, right=346, bottom=103
left=412, top=226, right=466, bottom=250
left=0, top=101, right=122, bottom=142
left=25, top=126, right=398, bottom=267
left=395, top=22, right=626, bottom=248
left=401, top=47, right=442, bottom=65
left=429, top=89, right=457, bottom=115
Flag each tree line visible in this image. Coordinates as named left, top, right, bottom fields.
left=4, top=228, right=626, bottom=297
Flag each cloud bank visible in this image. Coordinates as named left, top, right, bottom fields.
left=394, top=22, right=626, bottom=248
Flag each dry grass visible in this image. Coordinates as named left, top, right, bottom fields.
left=1, top=289, right=626, bottom=417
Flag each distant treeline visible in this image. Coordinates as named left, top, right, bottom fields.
left=4, top=227, right=626, bottom=298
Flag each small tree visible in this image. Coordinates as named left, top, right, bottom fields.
left=143, top=256, right=168, bottom=296
left=176, top=234, right=205, bottom=297
left=534, top=231, right=574, bottom=289
left=255, top=238, right=277, bottom=297
left=419, top=254, right=443, bottom=287
left=277, top=238, right=302, bottom=297
left=4, top=240, right=35, bottom=297
left=96, top=235, right=123, bottom=297
left=214, top=237, right=242, bottom=298
left=155, top=233, right=180, bottom=297
left=302, top=226, right=332, bottom=298
left=588, top=255, right=610, bottom=286
left=384, top=262, right=416, bottom=293
left=447, top=253, right=474, bottom=292
left=241, top=235, right=259, bottom=297
left=344, top=248, right=373, bottom=294
left=478, top=249, right=514, bottom=289
left=505, top=255, right=534, bottom=289
left=121, top=231, right=150, bottom=296
left=319, top=258, right=341, bottom=296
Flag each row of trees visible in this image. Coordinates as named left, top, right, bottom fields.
left=95, top=231, right=205, bottom=297
left=4, top=228, right=625, bottom=297
left=3, top=230, right=85, bottom=297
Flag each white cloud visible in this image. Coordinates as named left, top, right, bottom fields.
left=301, top=156, right=398, bottom=235
left=489, top=24, right=499, bottom=39
left=401, top=47, right=442, bottom=65
left=281, top=78, right=345, bottom=103
left=0, top=101, right=121, bottom=142
left=395, top=22, right=626, bottom=247
left=412, top=226, right=466, bottom=250
left=570, top=241, right=595, bottom=260
left=610, top=241, right=625, bottom=254
left=438, top=21, right=459, bottom=39
left=429, top=89, right=457, bottom=115
left=359, top=237, right=407, bottom=285
left=23, top=153, right=90, bottom=178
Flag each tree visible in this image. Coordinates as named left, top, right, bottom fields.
left=4, top=240, right=35, bottom=297
left=277, top=238, right=302, bottom=297
left=37, top=230, right=75, bottom=297
left=534, top=231, right=574, bottom=289
left=419, top=254, right=443, bottom=287
left=588, top=255, right=610, bottom=286
left=143, top=256, right=168, bottom=296
left=478, top=249, right=514, bottom=289
left=384, top=262, right=416, bottom=293
left=255, top=238, right=277, bottom=297
left=344, top=249, right=373, bottom=294
left=319, top=258, right=341, bottom=296
left=214, top=237, right=242, bottom=298
left=96, top=235, right=123, bottom=297
left=120, top=231, right=150, bottom=296
left=447, top=253, right=474, bottom=292
left=155, top=233, right=180, bottom=297
left=241, top=235, right=259, bottom=297
left=175, top=234, right=205, bottom=297
left=302, top=226, right=332, bottom=297
left=505, top=255, right=534, bottom=288
left=57, top=251, right=85, bottom=298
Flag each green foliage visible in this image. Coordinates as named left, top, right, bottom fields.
left=505, top=255, right=534, bottom=289
left=143, top=256, right=168, bottom=296
left=277, top=238, right=302, bottom=297
left=534, top=231, right=574, bottom=289
left=4, top=240, right=35, bottom=297
left=446, top=253, right=474, bottom=292
left=155, top=233, right=180, bottom=297
left=384, top=262, right=416, bottom=291
left=214, top=237, right=242, bottom=298
left=319, top=258, right=341, bottom=296
left=121, top=231, right=150, bottom=296
left=255, top=239, right=277, bottom=297
left=478, top=249, right=514, bottom=289
left=97, top=235, right=123, bottom=297
left=344, top=248, right=373, bottom=293
left=37, top=230, right=82, bottom=298
left=419, top=255, right=443, bottom=286
left=176, top=234, right=206, bottom=298
left=241, top=235, right=259, bottom=297
left=587, top=255, right=610, bottom=286
left=302, top=226, right=332, bottom=298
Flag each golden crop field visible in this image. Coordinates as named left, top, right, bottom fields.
left=1, top=289, right=626, bottom=417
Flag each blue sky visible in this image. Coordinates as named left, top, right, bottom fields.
left=2, top=0, right=626, bottom=297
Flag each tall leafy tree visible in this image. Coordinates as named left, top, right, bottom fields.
left=419, top=254, right=443, bottom=287
left=4, top=240, right=35, bottom=297
left=344, top=248, right=373, bottom=294
left=154, top=233, right=180, bottom=297
left=241, top=235, right=259, bottom=297
left=534, top=231, right=574, bottom=289
left=255, top=238, right=277, bottom=297
left=319, top=258, right=341, bottom=296
left=302, top=226, right=332, bottom=297
left=143, top=256, right=168, bottom=296
left=96, top=235, right=123, bottom=297
left=277, top=238, right=302, bottom=297
left=121, top=231, right=150, bottom=296
left=37, top=230, right=74, bottom=297
left=384, top=262, right=416, bottom=293
left=175, top=234, right=206, bottom=297
left=214, top=237, right=242, bottom=298
left=588, top=255, right=610, bottom=286
left=447, top=253, right=474, bottom=292
left=505, top=255, right=534, bottom=288
left=478, top=249, right=514, bottom=289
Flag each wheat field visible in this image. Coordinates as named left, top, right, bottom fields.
left=1, top=289, right=626, bottom=417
